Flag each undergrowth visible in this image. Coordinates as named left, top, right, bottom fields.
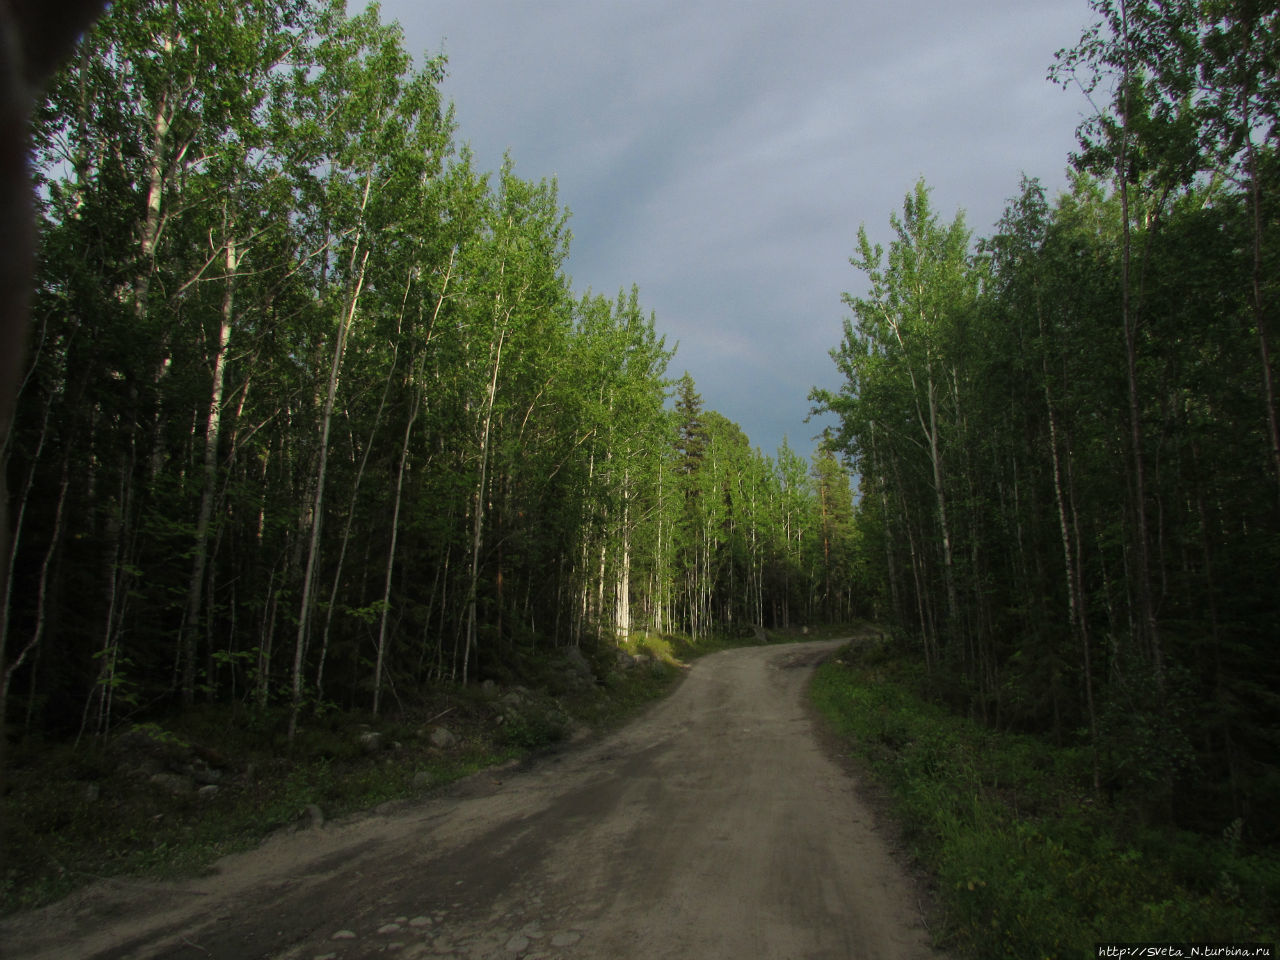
left=0, top=719, right=519, bottom=914
left=0, top=655, right=668, bottom=914
left=811, top=638, right=1280, bottom=959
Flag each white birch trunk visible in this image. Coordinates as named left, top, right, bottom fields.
left=287, top=201, right=371, bottom=742
left=464, top=325, right=506, bottom=685
left=180, top=234, right=239, bottom=704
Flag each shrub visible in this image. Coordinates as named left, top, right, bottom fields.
left=811, top=651, right=1280, bottom=959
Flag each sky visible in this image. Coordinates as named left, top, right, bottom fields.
left=370, top=0, right=1096, bottom=462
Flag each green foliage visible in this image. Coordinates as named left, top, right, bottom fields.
left=812, top=646, right=1279, bottom=959
left=499, top=711, right=569, bottom=750
left=817, top=142, right=1280, bottom=836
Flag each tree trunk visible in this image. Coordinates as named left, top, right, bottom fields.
left=0, top=370, right=57, bottom=695
left=1, top=456, right=69, bottom=714
left=1041, top=313, right=1099, bottom=790
left=464, top=324, right=506, bottom=685
left=134, top=56, right=171, bottom=325
left=180, top=233, right=239, bottom=705
left=287, top=228, right=370, bottom=743
left=869, top=429, right=903, bottom=631
left=1245, top=137, right=1280, bottom=508
left=888, top=308, right=958, bottom=652
left=372, top=367, right=424, bottom=715
left=1116, top=0, right=1163, bottom=682
left=311, top=251, right=437, bottom=703
left=614, top=465, right=632, bottom=642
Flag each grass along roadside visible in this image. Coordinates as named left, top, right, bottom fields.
left=1, top=624, right=833, bottom=916
left=810, top=637, right=1279, bottom=960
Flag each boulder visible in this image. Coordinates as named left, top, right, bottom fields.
left=428, top=726, right=457, bottom=749
left=112, top=725, right=191, bottom=778
left=112, top=725, right=230, bottom=787
left=305, top=803, right=325, bottom=829
left=565, top=646, right=594, bottom=681
left=112, top=725, right=187, bottom=759
left=149, top=772, right=195, bottom=797
left=358, top=731, right=383, bottom=753
left=499, top=687, right=530, bottom=709
left=187, top=762, right=222, bottom=785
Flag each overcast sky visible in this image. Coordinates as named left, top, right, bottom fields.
left=370, top=0, right=1095, bottom=462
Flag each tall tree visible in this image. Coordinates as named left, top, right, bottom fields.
left=818, top=180, right=979, bottom=658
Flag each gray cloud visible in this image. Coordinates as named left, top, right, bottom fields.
left=380, top=0, right=1095, bottom=460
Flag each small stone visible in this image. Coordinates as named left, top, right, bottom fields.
left=331, top=930, right=357, bottom=940
left=505, top=934, right=530, bottom=953
left=84, top=782, right=100, bottom=803
left=412, top=771, right=432, bottom=790
left=409, top=916, right=432, bottom=927
left=358, top=730, right=382, bottom=753
left=550, top=932, right=581, bottom=948
left=197, top=784, right=219, bottom=800
left=314, top=954, right=338, bottom=960
left=377, top=923, right=402, bottom=934
left=306, top=803, right=325, bottom=829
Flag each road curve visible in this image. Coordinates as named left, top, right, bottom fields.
left=3, top=640, right=939, bottom=960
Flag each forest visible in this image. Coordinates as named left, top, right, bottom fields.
left=813, top=0, right=1280, bottom=838
left=1, top=0, right=1277, bottom=916
left=0, top=0, right=860, bottom=756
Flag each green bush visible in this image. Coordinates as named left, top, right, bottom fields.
left=501, top=711, right=569, bottom=749
left=811, top=650, right=1280, bottom=959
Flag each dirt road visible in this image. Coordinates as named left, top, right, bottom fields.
left=3, top=640, right=938, bottom=960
